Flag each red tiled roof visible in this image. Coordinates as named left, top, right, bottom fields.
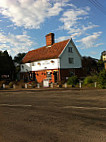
left=22, top=39, right=70, bottom=63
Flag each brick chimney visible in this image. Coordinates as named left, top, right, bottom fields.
left=45, top=33, right=54, bottom=46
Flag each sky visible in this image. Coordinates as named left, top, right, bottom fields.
left=0, top=0, right=106, bottom=59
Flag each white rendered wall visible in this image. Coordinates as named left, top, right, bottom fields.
left=20, top=58, right=59, bottom=72
left=59, top=41, right=82, bottom=69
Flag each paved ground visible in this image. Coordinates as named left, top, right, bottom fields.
left=0, top=89, right=106, bottom=142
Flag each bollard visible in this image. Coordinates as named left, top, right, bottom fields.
left=25, top=84, right=28, bottom=89
left=64, top=83, right=67, bottom=88
left=50, top=83, right=53, bottom=88
left=13, top=84, right=15, bottom=89
left=79, top=82, right=82, bottom=88
left=3, top=84, right=5, bottom=89
left=37, top=83, right=40, bottom=88
left=94, top=82, right=97, bottom=88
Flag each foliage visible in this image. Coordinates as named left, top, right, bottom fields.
left=14, top=53, right=26, bottom=64
left=67, top=76, right=78, bottom=85
left=82, top=56, right=98, bottom=76
left=97, top=59, right=104, bottom=72
left=0, top=50, right=15, bottom=80
left=13, top=53, right=26, bottom=80
left=9, top=82, right=14, bottom=88
left=0, top=80, right=6, bottom=88
left=83, top=75, right=98, bottom=85
left=98, top=70, right=106, bottom=88
left=83, top=76, right=93, bottom=85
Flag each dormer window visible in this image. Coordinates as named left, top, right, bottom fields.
left=68, top=47, right=73, bottom=53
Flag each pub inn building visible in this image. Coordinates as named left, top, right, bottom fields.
left=20, top=33, right=82, bottom=83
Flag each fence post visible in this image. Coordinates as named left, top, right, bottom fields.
left=13, top=84, right=15, bottom=89
left=3, top=84, right=5, bottom=89
left=79, top=81, right=82, bottom=88
left=64, top=83, right=67, bottom=88
left=25, top=84, right=28, bottom=89
left=37, top=83, right=40, bottom=88
left=94, top=82, right=97, bottom=88
left=51, top=83, right=53, bottom=88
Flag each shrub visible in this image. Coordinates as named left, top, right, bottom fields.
left=83, top=76, right=94, bottom=85
left=0, top=80, right=6, bottom=88
left=67, top=76, right=78, bottom=85
left=92, top=75, right=98, bottom=82
left=98, top=70, right=106, bottom=88
left=9, top=82, right=14, bottom=88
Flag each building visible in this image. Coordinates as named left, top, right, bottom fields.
left=20, top=33, right=82, bottom=83
left=101, top=51, right=106, bottom=70
left=102, top=51, right=106, bottom=61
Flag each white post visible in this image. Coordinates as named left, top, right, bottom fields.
left=25, top=84, right=28, bottom=89
left=13, top=84, right=15, bottom=89
left=79, top=82, right=82, bottom=88
left=64, top=83, right=67, bottom=88
left=51, top=83, right=53, bottom=88
left=3, top=84, right=5, bottom=89
left=94, top=82, right=97, bottom=88
left=37, top=83, right=40, bottom=88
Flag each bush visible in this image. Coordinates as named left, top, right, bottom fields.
left=92, top=75, right=98, bottom=82
left=0, top=80, right=6, bottom=88
left=9, top=82, right=14, bottom=88
left=67, top=76, right=78, bottom=85
left=83, top=76, right=94, bottom=85
left=98, top=70, right=106, bottom=88
left=17, top=80, right=25, bottom=88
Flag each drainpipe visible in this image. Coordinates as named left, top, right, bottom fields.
left=58, top=58, right=61, bottom=82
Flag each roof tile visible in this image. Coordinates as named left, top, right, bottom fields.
left=22, top=39, right=69, bottom=63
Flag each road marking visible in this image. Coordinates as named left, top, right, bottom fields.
left=63, top=106, right=106, bottom=110
left=0, top=104, right=32, bottom=107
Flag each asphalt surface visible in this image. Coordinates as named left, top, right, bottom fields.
left=0, top=89, right=106, bottom=142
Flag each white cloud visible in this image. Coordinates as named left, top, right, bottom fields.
left=59, top=4, right=100, bottom=39
left=77, top=32, right=103, bottom=49
left=0, top=0, right=68, bottom=29
left=56, top=35, right=71, bottom=42
left=60, top=5, right=90, bottom=33
left=0, top=32, right=34, bottom=56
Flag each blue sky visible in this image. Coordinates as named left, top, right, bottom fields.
left=0, top=0, right=106, bottom=59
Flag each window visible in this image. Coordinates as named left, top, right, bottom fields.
left=47, top=72, right=52, bottom=80
left=69, top=58, right=74, bottom=64
left=68, top=47, right=73, bottom=53
left=21, top=65, right=24, bottom=69
left=31, top=62, right=34, bottom=66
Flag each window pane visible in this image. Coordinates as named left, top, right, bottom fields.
left=68, top=47, right=72, bottom=52
left=69, top=58, right=74, bottom=64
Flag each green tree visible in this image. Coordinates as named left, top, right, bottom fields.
left=82, top=56, right=98, bottom=76
left=67, top=76, right=78, bottom=85
left=13, top=53, right=26, bottom=80
left=14, top=53, right=26, bottom=64
left=97, top=59, right=104, bottom=72
left=98, top=70, right=106, bottom=88
left=0, top=50, right=15, bottom=80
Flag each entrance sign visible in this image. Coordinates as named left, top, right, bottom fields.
left=43, top=79, right=49, bottom=87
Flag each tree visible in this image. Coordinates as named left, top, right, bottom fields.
left=97, top=59, right=104, bottom=72
left=0, top=50, right=15, bottom=80
left=82, top=56, right=98, bottom=76
left=13, top=53, right=26, bottom=80
left=98, top=70, right=106, bottom=88
left=14, top=53, right=26, bottom=64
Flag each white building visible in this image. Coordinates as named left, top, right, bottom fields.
left=20, top=33, right=82, bottom=83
